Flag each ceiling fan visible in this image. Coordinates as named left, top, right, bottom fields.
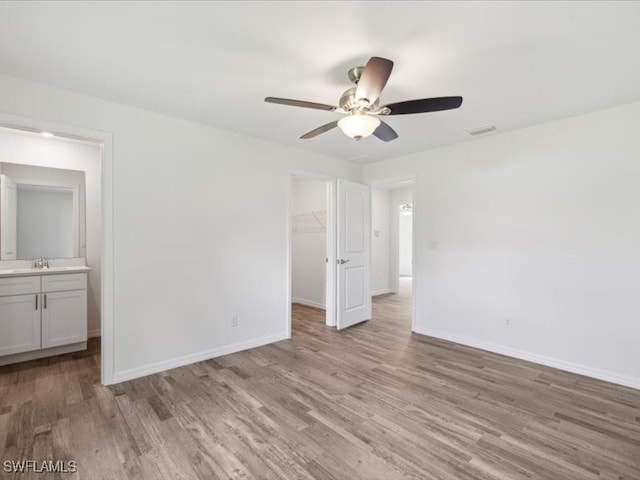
left=265, top=57, right=462, bottom=142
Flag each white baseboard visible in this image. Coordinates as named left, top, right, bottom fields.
left=413, top=326, right=640, bottom=391
left=372, top=288, right=392, bottom=296
left=291, top=297, right=325, bottom=310
left=111, top=331, right=288, bottom=385
left=88, top=328, right=101, bottom=338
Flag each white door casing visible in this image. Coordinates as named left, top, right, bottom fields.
left=0, top=174, right=17, bottom=260
left=325, top=180, right=337, bottom=327
left=336, top=179, right=371, bottom=330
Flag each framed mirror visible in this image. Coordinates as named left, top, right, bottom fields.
left=0, top=163, right=85, bottom=260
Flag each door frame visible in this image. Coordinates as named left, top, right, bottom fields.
left=287, top=171, right=336, bottom=337
left=0, top=112, right=114, bottom=384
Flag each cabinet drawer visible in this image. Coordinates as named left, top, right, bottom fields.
left=42, top=273, right=87, bottom=293
left=0, top=276, right=41, bottom=297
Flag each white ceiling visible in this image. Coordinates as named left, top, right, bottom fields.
left=0, top=1, right=639, bottom=163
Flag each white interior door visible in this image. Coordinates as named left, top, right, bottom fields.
left=336, top=179, right=371, bottom=330
left=0, top=174, right=17, bottom=260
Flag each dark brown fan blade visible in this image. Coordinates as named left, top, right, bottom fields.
left=265, top=97, right=336, bottom=111
left=373, top=121, right=398, bottom=142
left=300, top=120, right=339, bottom=139
left=382, top=96, right=463, bottom=115
left=355, top=57, right=394, bottom=105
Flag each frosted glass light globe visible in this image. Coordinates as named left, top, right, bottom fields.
left=337, top=113, right=380, bottom=139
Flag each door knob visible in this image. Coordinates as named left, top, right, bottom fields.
left=339, top=259, right=350, bottom=264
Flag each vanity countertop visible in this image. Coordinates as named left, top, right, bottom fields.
left=0, top=266, right=90, bottom=278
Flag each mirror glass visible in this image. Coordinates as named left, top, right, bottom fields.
left=0, top=163, right=85, bottom=260
left=17, top=185, right=75, bottom=259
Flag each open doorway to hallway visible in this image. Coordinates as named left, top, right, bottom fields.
left=371, top=181, right=414, bottom=328
left=398, top=201, right=413, bottom=282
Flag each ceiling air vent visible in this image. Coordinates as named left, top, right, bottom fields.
left=467, top=125, right=496, bottom=136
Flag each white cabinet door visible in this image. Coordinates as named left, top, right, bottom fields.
left=0, top=294, right=41, bottom=355
left=41, top=290, right=87, bottom=348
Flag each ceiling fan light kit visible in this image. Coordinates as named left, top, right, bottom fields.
left=337, top=113, right=380, bottom=140
left=265, top=56, right=463, bottom=142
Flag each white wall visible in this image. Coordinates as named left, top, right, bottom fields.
left=0, top=74, right=361, bottom=382
left=291, top=179, right=326, bottom=309
left=0, top=132, right=101, bottom=336
left=364, top=101, right=640, bottom=389
left=371, top=187, right=390, bottom=295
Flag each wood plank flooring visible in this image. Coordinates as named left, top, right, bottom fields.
left=1, top=278, right=639, bottom=479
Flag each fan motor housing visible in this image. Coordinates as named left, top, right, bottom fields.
left=347, top=66, right=365, bottom=83
left=339, top=87, right=379, bottom=113
left=339, top=87, right=358, bottom=111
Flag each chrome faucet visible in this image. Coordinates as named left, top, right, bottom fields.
left=33, top=258, right=49, bottom=269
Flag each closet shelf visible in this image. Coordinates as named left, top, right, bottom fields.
left=293, top=209, right=326, bottom=234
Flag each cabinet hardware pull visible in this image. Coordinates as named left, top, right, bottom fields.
left=35, top=294, right=38, bottom=310
left=44, top=294, right=47, bottom=309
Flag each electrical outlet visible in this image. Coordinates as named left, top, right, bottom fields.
left=231, top=314, right=239, bottom=328
left=504, top=317, right=513, bottom=329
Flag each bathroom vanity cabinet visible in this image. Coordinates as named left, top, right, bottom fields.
left=0, top=271, right=88, bottom=365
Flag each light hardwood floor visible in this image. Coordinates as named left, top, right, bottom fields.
left=1, top=278, right=639, bottom=479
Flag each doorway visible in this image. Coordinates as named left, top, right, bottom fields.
left=396, top=200, right=413, bottom=316
left=288, top=175, right=373, bottom=333
left=370, top=180, right=415, bottom=329
left=290, top=176, right=329, bottom=314
left=0, top=114, right=113, bottom=384
left=289, top=173, right=336, bottom=333
left=398, top=200, right=413, bottom=282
